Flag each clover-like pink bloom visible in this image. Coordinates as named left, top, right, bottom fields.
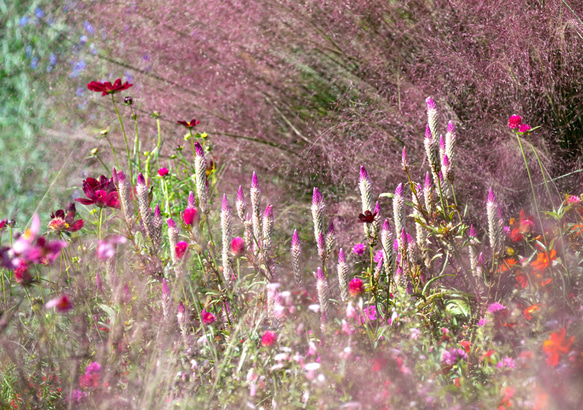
left=87, top=78, right=132, bottom=96
left=158, top=167, right=169, bottom=177
left=201, top=309, right=216, bottom=325
left=518, top=124, right=531, bottom=133
left=353, top=243, right=366, bottom=256
left=231, top=237, right=245, bottom=257
left=261, top=330, right=278, bottom=347
left=348, top=278, right=364, bottom=297
left=175, top=241, right=188, bottom=259
left=45, top=294, right=73, bottom=312
left=508, top=115, right=522, bottom=129
left=75, top=176, right=120, bottom=209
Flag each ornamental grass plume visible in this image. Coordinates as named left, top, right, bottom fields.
left=359, top=166, right=373, bottom=238
left=221, top=194, right=234, bottom=286
left=250, top=172, right=262, bottom=251
left=487, top=188, right=505, bottom=258
left=311, top=187, right=325, bottom=247
left=194, top=141, right=209, bottom=214
left=136, top=173, right=155, bottom=248
left=337, top=248, right=349, bottom=301
left=236, top=185, right=247, bottom=223
left=393, top=183, right=405, bottom=250
left=316, top=267, right=330, bottom=325
left=153, top=203, right=163, bottom=250
left=424, top=171, right=433, bottom=217
left=326, top=221, right=335, bottom=258
left=291, top=229, right=303, bottom=288
left=380, top=219, right=395, bottom=281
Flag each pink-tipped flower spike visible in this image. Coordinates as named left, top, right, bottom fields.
left=221, top=194, right=234, bottom=286
left=412, top=184, right=426, bottom=263
left=112, top=166, right=119, bottom=185
left=162, top=278, right=170, bottom=320
left=231, top=237, right=245, bottom=258
left=317, top=232, right=326, bottom=264
left=250, top=172, right=262, bottom=251
left=236, top=185, right=247, bottom=223
left=468, top=224, right=480, bottom=283
left=194, top=141, right=209, bottom=214
left=326, top=221, right=335, bottom=258
left=244, top=213, right=254, bottom=257
left=424, top=124, right=439, bottom=175
left=262, top=204, right=274, bottom=255
left=136, top=173, right=155, bottom=247
left=45, top=294, right=73, bottom=312
left=424, top=171, right=433, bottom=216
left=291, top=229, right=303, bottom=288
left=508, top=115, right=522, bottom=130
left=393, top=183, right=405, bottom=250
left=188, top=191, right=196, bottom=208
left=380, top=219, right=395, bottom=280
left=182, top=193, right=200, bottom=227
left=152, top=202, right=163, bottom=250
left=359, top=166, right=373, bottom=239
left=371, top=201, right=381, bottom=240
left=439, top=135, right=446, bottom=167
left=167, top=218, right=179, bottom=264
left=401, top=147, right=408, bottom=171
left=442, top=154, right=451, bottom=181
left=399, top=228, right=409, bottom=271
left=311, top=187, right=325, bottom=247
left=338, top=248, right=349, bottom=301
left=316, top=267, right=330, bottom=321
left=116, top=170, right=133, bottom=226
left=487, top=188, right=504, bottom=257
left=426, top=96, right=439, bottom=145
left=445, top=121, right=457, bottom=175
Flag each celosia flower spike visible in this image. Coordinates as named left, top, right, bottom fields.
left=338, top=248, right=349, bottom=301
left=445, top=121, right=457, bottom=174
left=262, top=204, right=274, bottom=256
left=401, top=146, right=408, bottom=171
left=135, top=173, right=156, bottom=249
left=487, top=188, right=505, bottom=257
left=221, top=194, right=234, bottom=286
left=236, top=185, right=247, bottom=223
left=359, top=166, right=373, bottom=238
left=426, top=97, right=439, bottom=145
left=326, top=221, right=335, bottom=257
left=393, top=183, right=405, bottom=250
left=424, top=171, right=433, bottom=216
left=311, top=187, right=325, bottom=250
left=152, top=203, right=163, bottom=250
left=380, top=218, right=395, bottom=280
left=291, top=229, right=303, bottom=288
left=316, top=267, right=330, bottom=323
left=439, top=135, right=446, bottom=165
left=167, top=218, right=179, bottom=264
left=117, top=169, right=133, bottom=226
left=250, top=172, right=262, bottom=251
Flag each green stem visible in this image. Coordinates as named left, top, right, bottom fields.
left=98, top=207, right=104, bottom=240
left=112, top=95, right=132, bottom=181
left=104, top=134, right=119, bottom=170
left=130, top=106, right=141, bottom=176
left=94, top=153, right=110, bottom=175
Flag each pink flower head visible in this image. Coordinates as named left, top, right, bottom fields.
left=348, top=278, right=364, bottom=297
left=158, top=167, right=169, bottom=177
left=567, top=195, right=581, bottom=205
left=13, top=261, right=33, bottom=285
left=201, top=309, right=216, bottom=325
left=230, top=237, right=245, bottom=257
left=261, top=330, right=277, bottom=347
left=45, top=294, right=73, bottom=312
left=175, top=241, right=189, bottom=259
left=518, top=124, right=531, bottom=133
left=508, top=115, right=522, bottom=129
left=97, top=235, right=127, bottom=260
left=75, top=176, right=120, bottom=209
left=488, top=302, right=506, bottom=313
left=374, top=250, right=384, bottom=263
left=353, top=243, right=366, bottom=256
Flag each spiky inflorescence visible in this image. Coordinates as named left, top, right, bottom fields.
left=412, top=184, right=427, bottom=264
left=374, top=259, right=383, bottom=283
left=262, top=205, right=276, bottom=280
left=250, top=172, right=262, bottom=252
left=136, top=173, right=155, bottom=248
left=393, top=183, right=405, bottom=250
left=291, top=229, right=303, bottom=288
left=221, top=194, right=234, bottom=286
left=194, top=142, right=209, bottom=214
left=337, top=248, right=349, bottom=301
left=426, top=97, right=439, bottom=147
left=167, top=218, right=179, bottom=264
left=244, top=213, right=254, bottom=257
left=468, top=225, right=481, bottom=284
left=153, top=203, right=163, bottom=250
left=317, top=232, right=326, bottom=264
left=117, top=169, right=133, bottom=226
left=424, top=124, right=440, bottom=185
left=399, top=228, right=409, bottom=274
left=380, top=219, right=395, bottom=282
left=441, top=155, right=452, bottom=198
left=370, top=201, right=381, bottom=242
left=162, top=278, right=170, bottom=321
left=487, top=188, right=505, bottom=257
left=445, top=121, right=457, bottom=179
left=326, top=221, right=335, bottom=258
left=401, top=147, right=408, bottom=171
left=236, top=185, right=247, bottom=223
left=311, top=187, right=325, bottom=245
left=439, top=135, right=446, bottom=165
left=359, top=166, right=373, bottom=238
left=424, top=171, right=433, bottom=217
left=316, top=267, right=330, bottom=323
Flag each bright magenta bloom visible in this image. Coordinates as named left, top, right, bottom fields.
left=261, top=330, right=277, bottom=347
left=508, top=115, right=522, bottom=129
left=201, top=309, right=216, bottom=325
left=75, top=176, right=120, bottom=209
left=45, top=294, right=73, bottom=312
left=231, top=237, right=245, bottom=257
left=518, top=124, right=531, bottom=133
left=348, top=278, right=364, bottom=297
left=87, top=78, right=132, bottom=96
left=175, top=241, right=188, bottom=259
left=158, top=167, right=169, bottom=177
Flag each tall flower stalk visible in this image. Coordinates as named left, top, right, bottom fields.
left=221, top=195, right=234, bottom=286
left=291, top=229, right=302, bottom=288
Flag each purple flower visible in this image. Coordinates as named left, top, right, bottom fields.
left=97, top=236, right=127, bottom=260
left=442, top=348, right=467, bottom=366
left=497, top=357, right=516, bottom=369
left=487, top=302, right=506, bottom=313
left=201, top=309, right=216, bottom=325
left=353, top=243, right=366, bottom=256
left=374, top=250, right=384, bottom=263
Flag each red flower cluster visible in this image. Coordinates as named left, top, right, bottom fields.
left=75, top=176, right=120, bottom=209
left=87, top=79, right=132, bottom=96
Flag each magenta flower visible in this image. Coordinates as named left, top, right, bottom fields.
left=177, top=118, right=200, bottom=129
left=518, top=124, right=531, bottom=133
left=48, top=203, right=84, bottom=233
left=497, top=357, right=516, bottom=369
left=175, top=241, right=188, bottom=259
left=158, top=167, right=169, bottom=177
left=508, top=115, right=522, bottom=129
left=87, top=78, right=132, bottom=96
left=374, top=250, right=384, bottom=263
left=353, top=243, right=366, bottom=256
left=79, top=361, right=101, bottom=389
left=45, top=294, right=73, bottom=312
left=487, top=302, right=506, bottom=313
left=230, top=237, right=245, bottom=257
left=201, top=309, right=216, bottom=325
left=261, top=330, right=278, bottom=347
left=442, top=348, right=467, bottom=366
left=75, top=176, right=120, bottom=209
left=348, top=277, right=364, bottom=297
left=182, top=191, right=199, bottom=226
left=14, top=261, right=33, bottom=285
left=11, top=215, right=67, bottom=266
left=97, top=236, right=127, bottom=260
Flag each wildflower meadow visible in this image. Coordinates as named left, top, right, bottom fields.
left=3, top=1, right=583, bottom=409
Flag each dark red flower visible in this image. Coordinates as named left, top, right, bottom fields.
left=177, top=119, right=200, bottom=129
left=358, top=210, right=377, bottom=223
left=75, top=176, right=120, bottom=209
left=87, top=78, right=132, bottom=96
left=14, top=260, right=34, bottom=285
left=48, top=203, right=84, bottom=233
left=0, top=219, right=6, bottom=230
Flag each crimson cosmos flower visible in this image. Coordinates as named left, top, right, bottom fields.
left=48, top=203, right=84, bottom=233
left=177, top=119, right=200, bottom=128
left=75, top=176, right=121, bottom=208
left=87, top=78, right=133, bottom=96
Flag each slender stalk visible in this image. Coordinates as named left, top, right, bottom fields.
left=98, top=207, right=104, bottom=240
left=94, top=153, right=111, bottom=175
left=130, top=106, right=141, bottom=176
left=111, top=94, right=132, bottom=182
left=104, top=134, right=119, bottom=169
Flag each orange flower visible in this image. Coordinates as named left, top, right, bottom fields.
left=523, top=304, right=540, bottom=320
left=530, top=249, right=556, bottom=275
left=499, top=258, right=517, bottom=273
left=509, top=210, right=534, bottom=242
left=542, top=328, right=574, bottom=366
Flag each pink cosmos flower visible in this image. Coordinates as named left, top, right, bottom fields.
left=201, top=309, right=216, bottom=325
left=158, top=167, right=169, bottom=177
left=45, top=294, right=73, bottom=312
left=508, top=115, right=522, bottom=129
left=261, top=330, right=277, bottom=347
